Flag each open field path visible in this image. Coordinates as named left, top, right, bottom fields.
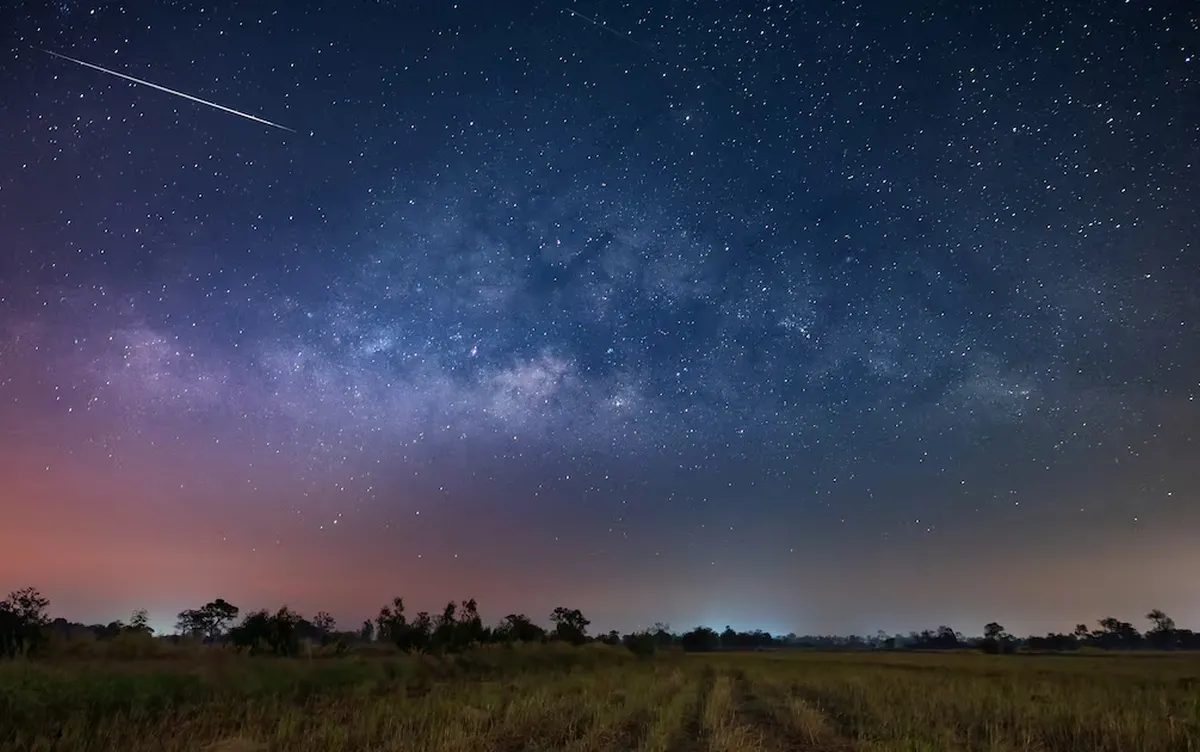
left=555, top=665, right=689, bottom=752
left=783, top=669, right=978, bottom=751
left=738, top=669, right=858, bottom=752
left=697, top=669, right=765, bottom=752
left=641, top=663, right=709, bottom=752
left=446, top=664, right=683, bottom=752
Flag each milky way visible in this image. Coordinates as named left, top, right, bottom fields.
left=1, top=1, right=1197, bottom=637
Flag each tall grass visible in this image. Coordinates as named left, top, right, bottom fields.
left=2, top=646, right=1197, bottom=751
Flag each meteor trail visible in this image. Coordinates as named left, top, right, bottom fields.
left=563, top=8, right=635, bottom=43
left=40, top=49, right=296, bottom=133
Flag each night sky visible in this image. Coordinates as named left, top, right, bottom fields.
left=1, top=1, right=1197, bottom=639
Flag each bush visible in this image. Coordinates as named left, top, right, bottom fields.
left=979, top=638, right=1016, bottom=655
left=623, top=631, right=658, bottom=658
left=104, top=631, right=164, bottom=660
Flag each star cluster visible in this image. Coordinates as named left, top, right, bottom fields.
left=0, top=0, right=1197, bottom=636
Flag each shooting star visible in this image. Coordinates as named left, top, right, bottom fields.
left=563, top=8, right=636, bottom=43
left=40, top=49, right=296, bottom=133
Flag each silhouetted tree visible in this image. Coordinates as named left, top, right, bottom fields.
left=13, top=580, right=1200, bottom=661
left=0, top=587, right=50, bottom=658
left=176, top=599, right=239, bottom=642
left=127, top=609, right=152, bottom=634
left=720, top=626, right=738, bottom=648
left=1027, top=632, right=1079, bottom=651
left=410, top=611, right=433, bottom=651
left=1095, top=617, right=1141, bottom=649
left=432, top=601, right=458, bottom=651
left=229, top=610, right=270, bottom=654
left=650, top=622, right=674, bottom=648
left=623, top=629, right=658, bottom=657
left=1145, top=609, right=1177, bottom=649
left=375, top=597, right=408, bottom=647
left=980, top=621, right=1013, bottom=654
left=229, top=606, right=304, bottom=656
left=712, top=626, right=780, bottom=651
left=680, top=626, right=720, bottom=652
left=1099, top=618, right=1137, bottom=652
left=1176, top=628, right=1200, bottom=650
left=1146, top=609, right=1174, bottom=632
left=269, top=607, right=303, bottom=655
left=455, top=599, right=487, bottom=648
left=375, top=598, right=456, bottom=653
left=312, top=611, right=336, bottom=635
left=549, top=607, right=590, bottom=645
left=496, top=613, right=545, bottom=643
left=908, top=626, right=960, bottom=650
left=938, top=625, right=960, bottom=647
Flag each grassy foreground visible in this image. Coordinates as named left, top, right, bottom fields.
left=3, top=645, right=1199, bottom=751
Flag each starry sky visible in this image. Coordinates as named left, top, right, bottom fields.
left=1, top=0, right=1197, bottom=639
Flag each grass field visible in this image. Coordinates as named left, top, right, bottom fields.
left=3, top=645, right=1199, bottom=751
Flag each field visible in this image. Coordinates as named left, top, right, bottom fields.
left=3, top=645, right=1199, bottom=751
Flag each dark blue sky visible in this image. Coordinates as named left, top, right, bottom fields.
left=1, top=0, right=1197, bottom=637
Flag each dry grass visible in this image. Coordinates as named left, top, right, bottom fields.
left=2, top=645, right=1199, bottom=751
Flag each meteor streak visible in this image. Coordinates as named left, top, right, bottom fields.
left=563, top=8, right=634, bottom=42
left=41, top=49, right=296, bottom=133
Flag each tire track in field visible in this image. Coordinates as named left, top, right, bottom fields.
left=783, top=684, right=865, bottom=747
left=660, top=664, right=713, bottom=752
left=478, top=683, right=599, bottom=752
left=748, top=675, right=857, bottom=751
left=569, top=668, right=686, bottom=752
left=702, top=668, right=764, bottom=752
left=727, top=668, right=801, bottom=751
left=638, top=668, right=697, bottom=751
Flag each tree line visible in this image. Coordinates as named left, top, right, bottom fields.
left=3, top=585, right=1198, bottom=660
